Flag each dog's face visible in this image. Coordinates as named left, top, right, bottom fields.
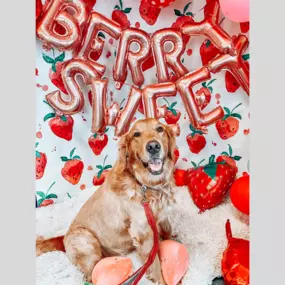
left=117, top=118, right=177, bottom=187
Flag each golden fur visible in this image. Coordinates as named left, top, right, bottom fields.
left=36, top=119, right=178, bottom=284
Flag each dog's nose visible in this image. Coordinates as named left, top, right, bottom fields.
left=146, top=140, right=161, bottom=155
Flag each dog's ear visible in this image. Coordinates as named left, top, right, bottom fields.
left=115, top=134, right=129, bottom=172
left=165, top=125, right=178, bottom=162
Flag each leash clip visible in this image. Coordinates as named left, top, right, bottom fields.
left=141, top=185, right=147, bottom=203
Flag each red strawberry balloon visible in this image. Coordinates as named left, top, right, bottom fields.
left=148, top=0, right=177, bottom=8
left=222, top=220, right=249, bottom=285
left=185, top=155, right=236, bottom=212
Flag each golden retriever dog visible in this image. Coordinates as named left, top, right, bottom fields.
left=37, top=118, right=178, bottom=284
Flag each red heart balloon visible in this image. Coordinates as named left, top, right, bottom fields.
left=222, top=220, right=249, bottom=285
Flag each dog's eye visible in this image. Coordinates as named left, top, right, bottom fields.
left=156, top=126, right=164, bottom=133
left=133, top=132, right=141, bottom=138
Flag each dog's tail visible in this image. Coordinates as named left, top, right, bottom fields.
left=36, top=235, right=65, bottom=257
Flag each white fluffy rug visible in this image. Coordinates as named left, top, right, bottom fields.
left=36, top=186, right=249, bottom=285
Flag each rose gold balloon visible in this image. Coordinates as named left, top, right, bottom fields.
left=176, top=67, right=224, bottom=133
left=114, top=28, right=151, bottom=89
left=46, top=59, right=105, bottom=114
left=92, top=257, right=133, bottom=285
left=37, top=0, right=88, bottom=51
left=151, top=28, right=188, bottom=83
left=208, top=35, right=249, bottom=95
left=159, top=240, right=189, bottom=285
left=142, top=82, right=177, bottom=119
left=74, top=12, right=122, bottom=67
left=91, top=79, right=142, bottom=136
left=182, top=0, right=233, bottom=54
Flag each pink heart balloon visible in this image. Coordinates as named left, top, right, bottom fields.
left=159, top=240, right=189, bottom=285
left=219, top=0, right=249, bottom=23
left=92, top=257, right=133, bottom=285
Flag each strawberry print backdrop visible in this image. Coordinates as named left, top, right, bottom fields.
left=36, top=0, right=249, bottom=206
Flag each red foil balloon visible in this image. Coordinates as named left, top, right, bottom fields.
left=74, top=12, right=122, bottom=66
left=222, top=220, right=249, bottom=285
left=91, top=79, right=142, bottom=136
left=176, top=67, right=224, bottom=133
left=37, top=0, right=89, bottom=51
left=142, top=82, right=177, bottom=119
left=182, top=0, right=233, bottom=54
left=151, top=28, right=188, bottom=83
left=36, top=0, right=43, bottom=24
left=113, top=28, right=151, bottom=89
left=208, top=35, right=249, bottom=95
left=46, top=59, right=105, bottom=115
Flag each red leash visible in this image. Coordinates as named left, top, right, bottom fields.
left=120, top=186, right=160, bottom=285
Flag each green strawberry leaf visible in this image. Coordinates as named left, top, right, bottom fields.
left=61, top=156, right=69, bottom=162
left=104, top=128, right=109, bottom=133
left=222, top=114, right=230, bottom=121
left=186, top=12, right=194, bottom=16
left=52, top=62, right=57, bottom=73
left=119, top=0, right=123, bottom=9
left=114, top=4, right=120, bottom=10
left=55, top=52, right=65, bottom=62
left=189, top=124, right=195, bottom=132
left=174, top=9, right=182, bottom=16
left=43, top=113, right=56, bottom=122
left=98, top=31, right=105, bottom=39
left=233, top=156, right=242, bottom=161
left=124, top=7, right=132, bottom=13
left=96, top=165, right=103, bottom=170
left=114, top=50, right=117, bottom=57
left=183, top=2, right=192, bottom=14
left=209, top=154, right=215, bottom=164
left=37, top=198, right=45, bottom=207
left=36, top=191, right=45, bottom=198
left=221, top=151, right=229, bottom=156
left=191, top=161, right=197, bottom=168
left=207, top=79, right=216, bottom=86
left=205, top=40, right=211, bottom=48
left=93, top=133, right=98, bottom=138
left=224, top=107, right=231, bottom=115
left=84, top=283, right=93, bottom=285
left=70, top=147, right=76, bottom=158
left=104, top=165, right=112, bottom=170
left=73, top=155, right=81, bottom=160
left=242, top=54, right=249, bottom=61
left=36, top=142, right=39, bottom=148
left=42, top=54, right=54, bottom=64
left=46, top=194, right=58, bottom=199
left=231, top=113, right=242, bottom=120
left=202, top=82, right=207, bottom=88
left=67, top=192, right=72, bottom=199
left=231, top=103, right=242, bottom=113
left=208, top=86, right=213, bottom=93
left=60, top=115, right=67, bottom=122
left=198, top=159, right=205, bottom=166
left=36, top=151, right=41, bottom=158
left=203, top=164, right=217, bottom=180
left=170, top=102, right=177, bottom=108
left=97, top=169, right=103, bottom=178
left=171, top=109, right=178, bottom=116
left=228, top=144, right=233, bottom=156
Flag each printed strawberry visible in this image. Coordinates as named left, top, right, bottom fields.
left=240, top=22, right=250, bottom=33
left=36, top=182, right=58, bottom=207
left=112, top=0, right=131, bottom=29
left=43, top=100, right=74, bottom=141
left=173, top=169, right=187, bottom=186
left=162, top=98, right=181, bottom=125
left=88, top=128, right=109, bottom=155
left=35, top=142, right=47, bottom=180
left=216, top=144, right=241, bottom=174
left=172, top=2, right=194, bottom=45
left=186, top=124, right=206, bottom=154
left=139, top=0, right=161, bottom=26
left=93, top=155, right=112, bottom=186
left=195, top=79, right=216, bottom=110
left=225, top=57, right=249, bottom=93
left=186, top=155, right=236, bottom=212
left=61, top=148, right=84, bottom=185
left=42, top=50, right=67, bottom=94
left=200, top=39, right=220, bottom=66
left=173, top=148, right=180, bottom=164
left=216, top=103, right=242, bottom=140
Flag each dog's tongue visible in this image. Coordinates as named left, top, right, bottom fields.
left=149, top=159, right=162, bottom=172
